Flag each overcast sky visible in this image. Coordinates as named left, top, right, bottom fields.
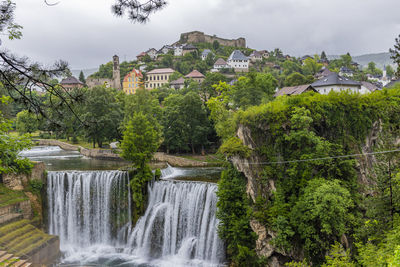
left=4, top=0, right=400, bottom=70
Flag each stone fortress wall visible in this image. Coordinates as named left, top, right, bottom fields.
left=179, top=31, right=246, bottom=48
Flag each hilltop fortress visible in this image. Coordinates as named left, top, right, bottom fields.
left=178, top=31, right=246, bottom=48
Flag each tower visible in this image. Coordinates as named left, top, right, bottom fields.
left=112, top=55, right=121, bottom=90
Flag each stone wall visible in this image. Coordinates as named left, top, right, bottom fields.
left=180, top=31, right=246, bottom=47
left=86, top=77, right=114, bottom=88
left=0, top=201, right=32, bottom=222
left=29, top=236, right=60, bottom=267
left=2, top=162, right=45, bottom=191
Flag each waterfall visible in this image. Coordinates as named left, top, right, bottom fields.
left=47, top=170, right=131, bottom=252
left=160, top=164, right=188, bottom=179
left=126, top=181, right=225, bottom=265
left=47, top=170, right=225, bottom=266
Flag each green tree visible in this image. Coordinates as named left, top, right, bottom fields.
left=322, top=243, right=355, bottom=267
left=302, top=58, right=322, bottom=76
left=168, top=71, right=183, bottom=82
left=124, top=88, right=162, bottom=133
left=207, top=82, right=236, bottom=141
left=285, top=72, right=308, bottom=86
left=162, top=92, right=211, bottom=153
left=213, top=40, right=220, bottom=50
left=79, top=70, right=86, bottom=84
left=16, top=110, right=38, bottom=134
left=231, top=72, right=277, bottom=109
left=200, top=72, right=227, bottom=101
left=366, top=61, right=383, bottom=76
left=205, top=52, right=215, bottom=67
left=321, top=51, right=328, bottom=61
left=81, top=86, right=123, bottom=147
left=386, top=65, right=395, bottom=79
left=120, top=112, right=160, bottom=223
left=0, top=96, right=33, bottom=174
left=120, top=112, right=160, bottom=166
left=291, top=179, right=353, bottom=263
left=216, top=164, right=259, bottom=266
left=389, top=34, right=400, bottom=78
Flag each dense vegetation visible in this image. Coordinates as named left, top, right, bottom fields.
left=212, top=85, right=400, bottom=266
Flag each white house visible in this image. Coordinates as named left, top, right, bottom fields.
left=360, top=81, right=379, bottom=94
left=201, top=49, right=212, bottom=60
left=249, top=51, right=262, bottom=62
left=339, top=67, right=354, bottom=77
left=213, top=58, right=230, bottom=71
left=174, top=45, right=183, bottom=56
left=311, top=73, right=361, bottom=94
left=227, top=50, right=249, bottom=72
left=146, top=48, right=158, bottom=60
left=159, top=45, right=173, bottom=55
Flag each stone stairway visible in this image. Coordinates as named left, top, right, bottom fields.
left=0, top=250, right=31, bottom=267
left=0, top=219, right=56, bottom=266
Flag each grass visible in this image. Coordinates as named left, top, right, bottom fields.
left=0, top=184, right=28, bottom=208
left=0, top=219, right=53, bottom=257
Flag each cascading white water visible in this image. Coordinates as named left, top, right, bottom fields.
left=47, top=170, right=225, bottom=266
left=47, top=170, right=131, bottom=253
left=126, top=181, right=225, bottom=265
left=160, top=164, right=188, bottom=179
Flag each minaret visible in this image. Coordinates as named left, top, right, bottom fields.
left=112, top=55, right=121, bottom=90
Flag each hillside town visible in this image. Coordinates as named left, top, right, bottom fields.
left=3, top=0, right=400, bottom=266
left=60, top=31, right=400, bottom=98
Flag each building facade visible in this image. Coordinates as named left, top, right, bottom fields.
left=122, top=68, right=143, bottom=94
left=227, top=50, right=249, bottom=72
left=145, top=68, right=175, bottom=89
left=311, top=73, right=361, bottom=94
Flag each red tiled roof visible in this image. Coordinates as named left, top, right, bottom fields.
left=274, top=84, right=315, bottom=97
left=123, top=68, right=143, bottom=82
left=60, top=76, right=84, bottom=85
left=214, top=58, right=227, bottom=66
left=185, top=70, right=205, bottom=78
left=170, top=77, right=185, bottom=85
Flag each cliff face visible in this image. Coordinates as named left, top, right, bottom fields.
left=231, top=120, right=389, bottom=265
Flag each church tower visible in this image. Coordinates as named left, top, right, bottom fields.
left=112, top=55, right=121, bottom=90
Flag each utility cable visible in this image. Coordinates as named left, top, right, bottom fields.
left=232, top=148, right=400, bottom=165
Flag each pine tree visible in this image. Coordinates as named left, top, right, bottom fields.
left=389, top=34, right=400, bottom=78
left=321, top=51, right=327, bottom=60
left=79, top=70, right=86, bottom=84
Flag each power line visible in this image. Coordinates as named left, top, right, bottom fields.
left=240, top=148, right=400, bottom=165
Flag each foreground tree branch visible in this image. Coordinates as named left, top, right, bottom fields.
left=111, top=0, right=167, bottom=23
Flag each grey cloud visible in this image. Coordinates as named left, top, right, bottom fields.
left=3, top=0, right=400, bottom=69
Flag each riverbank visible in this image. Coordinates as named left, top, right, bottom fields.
left=35, top=139, right=223, bottom=167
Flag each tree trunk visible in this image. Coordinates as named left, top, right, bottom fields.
left=201, top=145, right=205, bottom=156
left=191, top=143, right=195, bottom=155
left=93, top=138, right=95, bottom=148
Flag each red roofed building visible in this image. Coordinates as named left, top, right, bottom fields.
left=123, top=68, right=143, bottom=94
left=185, top=70, right=205, bottom=83
left=60, top=76, right=84, bottom=92
left=136, top=52, right=147, bottom=61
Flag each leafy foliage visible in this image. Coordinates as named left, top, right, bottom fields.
left=216, top=164, right=260, bottom=266
left=0, top=96, right=32, bottom=174
left=120, top=112, right=160, bottom=167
